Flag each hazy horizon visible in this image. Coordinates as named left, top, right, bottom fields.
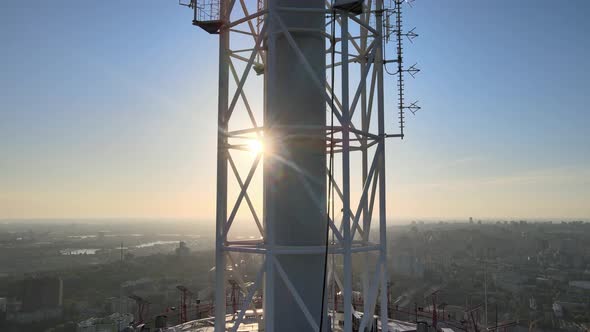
left=2, top=0, right=589, bottom=220
left=1, top=217, right=587, bottom=225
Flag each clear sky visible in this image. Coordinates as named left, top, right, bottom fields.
left=1, top=0, right=589, bottom=222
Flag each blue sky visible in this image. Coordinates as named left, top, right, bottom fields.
left=1, top=0, right=588, bottom=221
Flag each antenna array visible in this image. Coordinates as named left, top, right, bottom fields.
left=385, top=0, right=421, bottom=138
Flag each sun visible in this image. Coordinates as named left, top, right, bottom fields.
left=247, top=139, right=264, bottom=154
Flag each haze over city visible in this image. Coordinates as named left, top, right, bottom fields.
left=2, top=1, right=590, bottom=332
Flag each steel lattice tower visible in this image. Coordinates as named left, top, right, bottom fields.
left=181, top=0, right=419, bottom=331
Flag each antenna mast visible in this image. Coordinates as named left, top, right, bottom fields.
left=180, top=1, right=421, bottom=331
left=385, top=0, right=420, bottom=138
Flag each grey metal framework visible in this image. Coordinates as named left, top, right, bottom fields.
left=183, top=0, right=419, bottom=331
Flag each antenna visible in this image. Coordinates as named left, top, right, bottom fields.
left=384, top=0, right=421, bottom=138
left=179, top=1, right=422, bottom=331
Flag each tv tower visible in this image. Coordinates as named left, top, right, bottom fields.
left=179, top=1, right=419, bottom=331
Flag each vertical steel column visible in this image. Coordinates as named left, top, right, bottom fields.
left=214, top=1, right=230, bottom=330
left=263, top=1, right=275, bottom=330
left=265, top=1, right=326, bottom=332
left=360, top=0, right=371, bottom=312
left=376, top=1, right=389, bottom=329
left=340, top=11, right=353, bottom=332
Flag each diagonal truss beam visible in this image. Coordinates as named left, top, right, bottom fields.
left=349, top=47, right=376, bottom=120
left=366, top=64, right=378, bottom=129
left=227, top=22, right=267, bottom=121
left=351, top=143, right=382, bottom=240
left=230, top=259, right=265, bottom=332
left=237, top=0, right=266, bottom=64
left=227, top=153, right=264, bottom=237
left=328, top=168, right=364, bottom=239
left=365, top=163, right=380, bottom=241
left=358, top=260, right=383, bottom=331
left=228, top=59, right=261, bottom=135
left=328, top=216, right=344, bottom=243
left=223, top=153, right=262, bottom=239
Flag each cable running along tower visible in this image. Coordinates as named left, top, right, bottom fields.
left=180, top=0, right=420, bottom=331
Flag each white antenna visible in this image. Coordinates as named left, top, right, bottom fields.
left=180, top=1, right=421, bottom=331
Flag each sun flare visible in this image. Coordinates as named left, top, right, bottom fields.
left=247, top=139, right=264, bottom=154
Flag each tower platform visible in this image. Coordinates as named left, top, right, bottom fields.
left=164, top=311, right=419, bottom=332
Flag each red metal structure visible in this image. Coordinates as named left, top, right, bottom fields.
left=128, top=294, right=150, bottom=325
left=429, top=290, right=440, bottom=330
left=177, top=285, right=193, bottom=324
left=465, top=304, right=483, bottom=332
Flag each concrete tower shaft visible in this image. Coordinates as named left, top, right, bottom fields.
left=264, top=1, right=327, bottom=331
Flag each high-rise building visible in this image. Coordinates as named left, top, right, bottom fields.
left=21, top=277, right=63, bottom=312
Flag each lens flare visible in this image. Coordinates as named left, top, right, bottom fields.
left=247, top=139, right=263, bottom=154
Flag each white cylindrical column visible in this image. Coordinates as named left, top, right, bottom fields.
left=264, top=1, right=326, bottom=331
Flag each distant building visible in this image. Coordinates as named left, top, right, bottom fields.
left=21, top=277, right=63, bottom=312
left=0, top=297, right=6, bottom=322
left=552, top=302, right=563, bottom=318
left=569, top=280, right=590, bottom=291
left=535, top=277, right=552, bottom=287
left=176, top=241, right=190, bottom=257
left=391, top=254, right=424, bottom=278
left=554, top=301, right=587, bottom=318
left=4, top=298, right=21, bottom=313
left=106, top=297, right=135, bottom=315
left=7, top=307, right=63, bottom=324
left=4, top=277, right=65, bottom=324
